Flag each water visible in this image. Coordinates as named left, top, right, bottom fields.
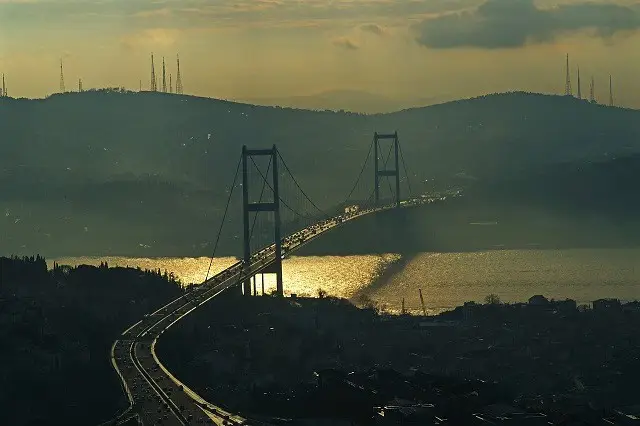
left=48, top=254, right=400, bottom=298
left=50, top=248, right=640, bottom=315
left=367, top=249, right=640, bottom=314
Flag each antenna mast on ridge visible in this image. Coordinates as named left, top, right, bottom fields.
left=175, top=54, right=183, bottom=95
left=577, top=66, right=581, bottom=99
left=564, top=53, right=572, bottom=96
left=162, top=57, right=167, bottom=93
left=59, top=59, right=66, bottom=93
left=609, top=75, right=614, bottom=107
left=589, top=76, right=595, bottom=103
left=150, top=53, right=157, bottom=92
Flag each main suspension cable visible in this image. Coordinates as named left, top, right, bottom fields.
left=249, top=156, right=305, bottom=219
left=398, top=137, right=413, bottom=196
left=276, top=150, right=329, bottom=219
left=343, top=135, right=374, bottom=204
left=249, top=156, right=272, bottom=242
left=383, top=139, right=394, bottom=198
left=204, top=155, right=242, bottom=282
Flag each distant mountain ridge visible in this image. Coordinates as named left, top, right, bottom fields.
left=238, top=89, right=448, bottom=114
left=1, top=90, right=639, bottom=256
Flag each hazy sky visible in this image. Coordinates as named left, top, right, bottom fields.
left=2, top=0, right=640, bottom=108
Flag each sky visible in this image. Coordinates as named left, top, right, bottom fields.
left=2, top=0, right=640, bottom=109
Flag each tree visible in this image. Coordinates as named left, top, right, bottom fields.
left=484, top=293, right=501, bottom=305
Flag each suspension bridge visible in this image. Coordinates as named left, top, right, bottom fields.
left=109, top=131, right=433, bottom=425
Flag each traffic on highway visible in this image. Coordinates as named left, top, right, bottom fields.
left=110, top=196, right=436, bottom=425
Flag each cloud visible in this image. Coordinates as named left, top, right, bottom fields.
left=0, top=0, right=482, bottom=33
left=332, top=36, right=359, bottom=50
left=120, top=28, right=181, bottom=52
left=360, top=23, right=386, bottom=36
left=134, top=8, right=172, bottom=19
left=413, top=0, right=640, bottom=49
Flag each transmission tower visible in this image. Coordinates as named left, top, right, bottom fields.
left=162, top=57, right=167, bottom=93
left=139, top=80, right=142, bottom=92
left=576, top=66, right=581, bottom=99
left=175, top=54, right=183, bottom=95
left=59, top=59, right=66, bottom=93
left=1, top=73, right=5, bottom=97
left=169, top=74, right=172, bottom=94
left=150, top=53, right=157, bottom=91
left=78, top=78, right=83, bottom=92
left=589, top=76, right=595, bottom=103
left=609, top=75, right=614, bottom=107
left=564, top=54, right=571, bottom=96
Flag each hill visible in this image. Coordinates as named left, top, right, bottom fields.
left=1, top=90, right=639, bottom=257
left=300, top=154, right=640, bottom=255
left=236, top=89, right=447, bottom=114
left=469, top=153, right=640, bottom=216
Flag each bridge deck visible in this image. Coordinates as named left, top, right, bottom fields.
left=110, top=197, right=434, bottom=425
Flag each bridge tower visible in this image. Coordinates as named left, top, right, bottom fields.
left=242, top=145, right=283, bottom=297
left=373, top=131, right=401, bottom=207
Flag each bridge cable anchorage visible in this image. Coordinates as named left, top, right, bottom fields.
left=276, top=150, right=330, bottom=219
left=204, top=154, right=242, bottom=283
left=343, top=134, right=375, bottom=205
left=249, top=156, right=306, bottom=219
left=397, top=136, right=413, bottom=197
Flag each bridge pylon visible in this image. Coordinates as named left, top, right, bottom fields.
left=242, top=145, right=283, bottom=297
left=373, top=131, right=401, bottom=207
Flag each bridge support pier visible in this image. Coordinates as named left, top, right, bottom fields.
left=242, top=145, right=284, bottom=297
left=374, top=131, right=401, bottom=207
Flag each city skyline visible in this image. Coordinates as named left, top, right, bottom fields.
left=2, top=0, right=640, bottom=108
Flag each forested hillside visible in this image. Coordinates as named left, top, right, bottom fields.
left=1, top=90, right=638, bottom=256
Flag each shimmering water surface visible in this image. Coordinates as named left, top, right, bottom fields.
left=49, top=254, right=400, bottom=298
left=50, top=249, right=640, bottom=315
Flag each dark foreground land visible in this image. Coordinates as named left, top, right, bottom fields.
left=158, top=291, right=640, bottom=425
left=0, top=256, right=183, bottom=426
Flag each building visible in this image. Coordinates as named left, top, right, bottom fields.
left=528, top=295, right=549, bottom=306
left=593, top=299, right=622, bottom=313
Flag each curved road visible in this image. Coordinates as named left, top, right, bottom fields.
left=110, top=197, right=435, bottom=425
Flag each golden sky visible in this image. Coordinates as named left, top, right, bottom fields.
left=2, top=0, right=640, bottom=108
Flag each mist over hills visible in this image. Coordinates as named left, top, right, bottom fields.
left=301, top=155, right=640, bottom=256
left=1, top=90, right=639, bottom=257
left=471, top=154, right=640, bottom=216
left=236, top=89, right=447, bottom=114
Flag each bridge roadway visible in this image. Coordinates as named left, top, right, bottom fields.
left=110, top=197, right=432, bottom=425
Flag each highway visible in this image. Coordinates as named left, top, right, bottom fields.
left=110, top=197, right=437, bottom=425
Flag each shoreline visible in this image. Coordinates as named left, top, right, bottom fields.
left=46, top=250, right=640, bottom=314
